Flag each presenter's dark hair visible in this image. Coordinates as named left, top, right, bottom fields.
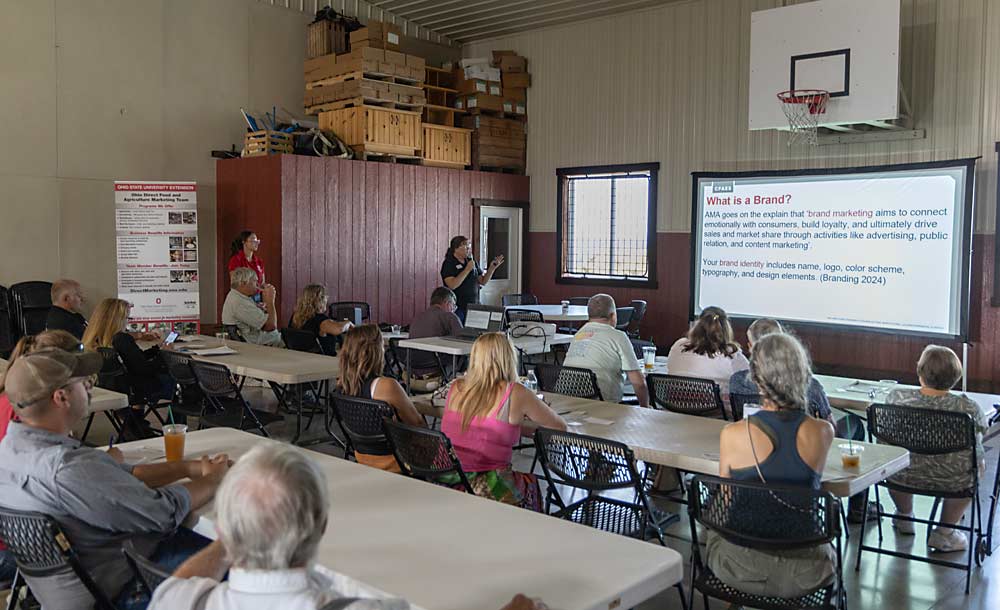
left=447, top=235, right=468, bottom=258
left=683, top=306, right=741, bottom=358
left=231, top=230, right=255, bottom=256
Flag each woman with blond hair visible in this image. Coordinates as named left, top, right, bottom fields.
left=82, top=298, right=175, bottom=404
left=440, top=333, right=567, bottom=511
left=289, top=284, right=352, bottom=354
left=335, top=324, right=424, bottom=472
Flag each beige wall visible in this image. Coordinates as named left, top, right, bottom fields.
left=465, top=0, right=1000, bottom=234
left=0, top=0, right=457, bottom=323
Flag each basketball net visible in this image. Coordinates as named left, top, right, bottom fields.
left=777, top=89, right=830, bottom=146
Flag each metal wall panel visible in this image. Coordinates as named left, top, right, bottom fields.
left=465, top=0, right=996, bottom=233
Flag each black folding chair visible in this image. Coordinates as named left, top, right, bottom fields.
left=503, top=308, right=544, bottom=327
left=88, top=347, right=157, bottom=444
left=728, top=391, right=760, bottom=422
left=688, top=475, right=845, bottom=610
left=855, top=404, right=984, bottom=594
left=534, top=428, right=687, bottom=608
left=0, top=285, right=16, bottom=358
left=384, top=419, right=474, bottom=493
left=0, top=507, right=116, bottom=610
left=329, top=393, right=397, bottom=461
left=629, top=338, right=656, bottom=361
left=501, top=293, right=539, bottom=307
left=121, top=539, right=170, bottom=597
left=189, top=360, right=281, bottom=436
left=648, top=374, right=728, bottom=420
left=534, top=363, right=602, bottom=401
left=280, top=328, right=322, bottom=353
left=614, top=306, right=634, bottom=332
left=276, top=328, right=329, bottom=434
left=158, top=350, right=205, bottom=419
left=626, top=299, right=647, bottom=338
left=9, top=281, right=51, bottom=336
left=568, top=297, right=591, bottom=306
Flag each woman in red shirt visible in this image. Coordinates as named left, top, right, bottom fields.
left=227, top=230, right=266, bottom=288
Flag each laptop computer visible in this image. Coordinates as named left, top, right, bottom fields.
left=449, top=304, right=505, bottom=342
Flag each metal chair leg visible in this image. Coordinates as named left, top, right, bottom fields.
left=5, top=570, right=22, bottom=610
left=854, top=488, right=870, bottom=571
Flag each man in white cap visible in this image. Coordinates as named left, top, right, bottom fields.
left=0, top=348, right=230, bottom=610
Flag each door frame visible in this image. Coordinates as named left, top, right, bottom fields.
left=472, top=198, right=530, bottom=297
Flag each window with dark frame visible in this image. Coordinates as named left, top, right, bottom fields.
left=556, top=163, right=659, bottom=288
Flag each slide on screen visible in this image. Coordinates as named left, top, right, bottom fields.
left=690, top=160, right=975, bottom=339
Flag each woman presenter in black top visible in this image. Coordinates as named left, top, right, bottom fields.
left=440, top=235, right=504, bottom=323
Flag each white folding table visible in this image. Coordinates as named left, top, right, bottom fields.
left=115, top=428, right=685, bottom=610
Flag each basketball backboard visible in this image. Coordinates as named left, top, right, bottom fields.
left=749, top=0, right=901, bottom=130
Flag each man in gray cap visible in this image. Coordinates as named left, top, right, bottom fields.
left=0, top=348, right=230, bottom=610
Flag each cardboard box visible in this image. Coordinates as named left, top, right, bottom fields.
left=491, top=50, right=517, bottom=65
left=406, top=54, right=426, bottom=70
left=349, top=21, right=402, bottom=51
left=464, top=65, right=502, bottom=82
left=502, top=87, right=526, bottom=102
left=348, top=47, right=385, bottom=62
left=498, top=54, right=527, bottom=73
left=502, top=72, right=531, bottom=88
left=513, top=102, right=526, bottom=115
left=457, top=93, right=505, bottom=113
left=384, top=50, right=406, bottom=67
left=457, top=78, right=489, bottom=96
left=304, top=54, right=338, bottom=79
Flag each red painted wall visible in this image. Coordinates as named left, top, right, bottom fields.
left=526, top=232, right=1000, bottom=393
left=216, top=155, right=530, bottom=326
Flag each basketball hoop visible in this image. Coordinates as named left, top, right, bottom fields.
left=777, top=89, right=830, bottom=146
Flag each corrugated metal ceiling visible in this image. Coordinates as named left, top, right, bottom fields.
left=366, top=0, right=687, bottom=44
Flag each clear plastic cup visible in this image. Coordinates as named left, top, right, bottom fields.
left=163, top=424, right=188, bottom=462
left=839, top=443, right=863, bottom=468
left=391, top=324, right=401, bottom=335
left=642, top=346, right=656, bottom=370
left=560, top=300, right=569, bottom=310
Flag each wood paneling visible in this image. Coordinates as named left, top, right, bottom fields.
left=216, top=155, right=529, bottom=325
left=526, top=231, right=1000, bottom=393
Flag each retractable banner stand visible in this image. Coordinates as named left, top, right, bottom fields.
left=114, top=181, right=200, bottom=335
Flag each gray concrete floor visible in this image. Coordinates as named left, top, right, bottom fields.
left=74, top=385, right=1000, bottom=610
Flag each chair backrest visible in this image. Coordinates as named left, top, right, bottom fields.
left=614, top=307, right=634, bottom=331
left=647, top=374, right=727, bottom=420
left=868, top=403, right=977, bottom=456
left=534, top=428, right=642, bottom=493
left=221, top=324, right=246, bottom=342
left=329, top=301, right=370, bottom=322
left=10, top=281, right=52, bottom=310
left=728, top=392, right=760, bottom=421
left=688, top=474, right=840, bottom=552
left=95, top=347, right=129, bottom=393
left=159, top=350, right=197, bottom=387
left=534, top=363, right=603, bottom=401
left=330, top=393, right=396, bottom=456
left=0, top=284, right=16, bottom=356
left=502, top=293, right=539, bottom=307
left=189, top=359, right=240, bottom=398
left=629, top=338, right=655, bottom=361
left=122, top=539, right=170, bottom=596
left=0, top=507, right=116, bottom=610
left=280, top=327, right=322, bottom=353
left=627, top=300, right=647, bottom=335
left=504, top=308, right=544, bottom=326
left=568, top=297, right=591, bottom=306
left=383, top=419, right=474, bottom=493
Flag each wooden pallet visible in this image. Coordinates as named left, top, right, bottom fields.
left=475, top=165, right=525, bottom=175
left=306, top=70, right=422, bottom=90
left=306, top=96, right=425, bottom=114
left=352, top=148, right=423, bottom=164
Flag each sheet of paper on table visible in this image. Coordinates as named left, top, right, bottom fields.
left=188, top=346, right=238, bottom=356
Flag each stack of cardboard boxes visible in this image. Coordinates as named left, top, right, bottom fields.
left=456, top=51, right=530, bottom=172
left=303, top=21, right=426, bottom=115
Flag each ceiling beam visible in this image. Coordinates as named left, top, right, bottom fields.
left=422, top=0, right=595, bottom=29
left=443, top=0, right=669, bottom=40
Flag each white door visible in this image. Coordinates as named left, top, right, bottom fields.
left=478, top=206, right=522, bottom=307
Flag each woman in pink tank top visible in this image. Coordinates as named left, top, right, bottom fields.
left=441, top=333, right=566, bottom=511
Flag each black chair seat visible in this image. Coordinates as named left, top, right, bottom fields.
left=198, top=400, right=283, bottom=431
left=693, top=563, right=836, bottom=610
left=556, top=496, right=646, bottom=539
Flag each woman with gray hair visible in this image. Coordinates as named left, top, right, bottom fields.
left=708, top=333, right=836, bottom=599
left=885, top=345, right=988, bottom=552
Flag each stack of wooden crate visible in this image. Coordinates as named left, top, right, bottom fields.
left=461, top=115, right=525, bottom=172
left=304, top=47, right=426, bottom=114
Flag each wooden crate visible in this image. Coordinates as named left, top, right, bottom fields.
left=319, top=106, right=422, bottom=156
left=421, top=124, right=471, bottom=169
left=243, top=130, right=293, bottom=157
left=307, top=20, right=348, bottom=59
